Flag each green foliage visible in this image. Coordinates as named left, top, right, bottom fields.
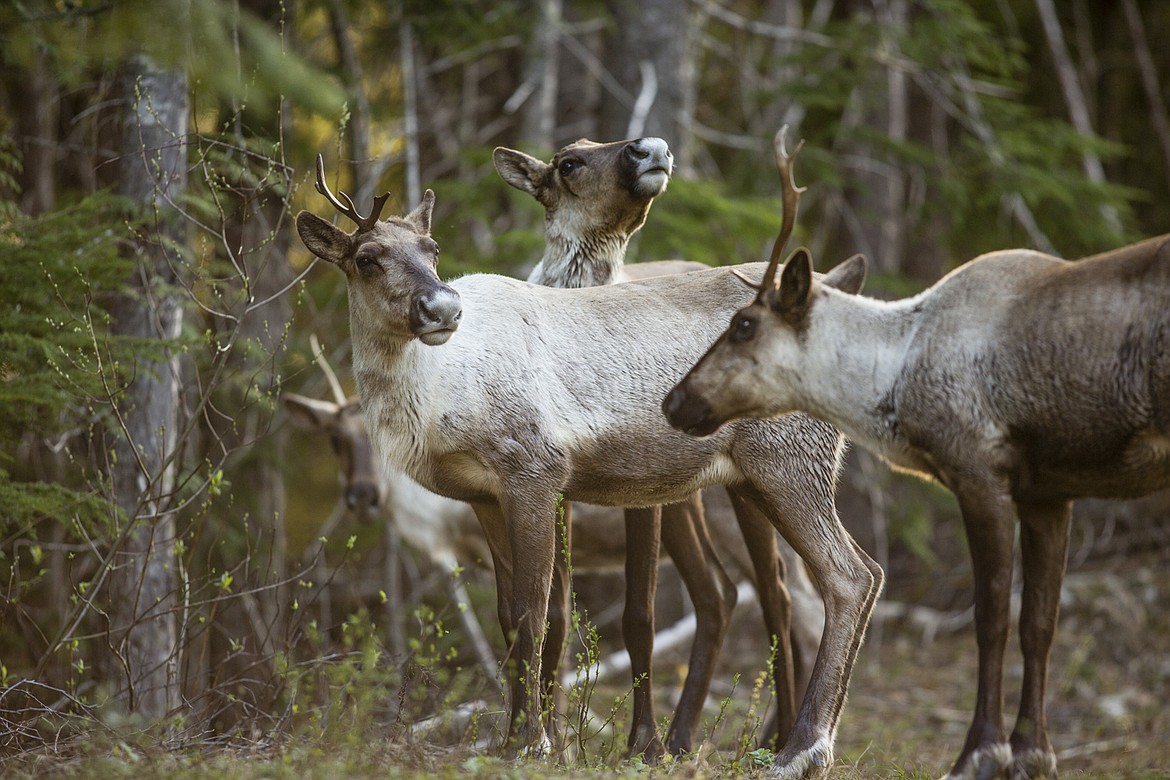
left=0, top=468, right=109, bottom=539
left=635, top=179, right=792, bottom=268
left=429, top=148, right=547, bottom=279
left=404, top=0, right=529, bottom=52
left=0, top=146, right=164, bottom=535
left=760, top=0, right=1136, bottom=265
left=0, top=0, right=343, bottom=117
left=0, top=195, right=131, bottom=434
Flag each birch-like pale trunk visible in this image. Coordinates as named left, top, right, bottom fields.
left=519, top=0, right=562, bottom=150
left=107, top=52, right=188, bottom=719
left=328, top=0, right=374, bottom=205
left=400, top=20, right=421, bottom=209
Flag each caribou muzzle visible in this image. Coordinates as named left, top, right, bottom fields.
left=412, top=284, right=464, bottom=345
left=662, top=382, right=724, bottom=437
left=345, top=479, right=382, bottom=519
left=625, top=137, right=673, bottom=197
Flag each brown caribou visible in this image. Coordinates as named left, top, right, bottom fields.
left=664, top=136, right=1170, bottom=778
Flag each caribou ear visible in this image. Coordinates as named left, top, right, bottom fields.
left=284, top=393, right=340, bottom=431
left=772, top=248, right=814, bottom=316
left=405, top=189, right=436, bottom=235
left=296, top=211, right=352, bottom=265
left=493, top=147, right=549, bottom=199
left=822, top=253, right=867, bottom=295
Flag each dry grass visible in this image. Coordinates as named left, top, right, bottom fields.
left=3, top=554, right=1167, bottom=780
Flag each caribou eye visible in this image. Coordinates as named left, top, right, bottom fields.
left=558, top=159, right=581, bottom=176
left=355, top=254, right=380, bottom=272
left=730, top=314, right=757, bottom=343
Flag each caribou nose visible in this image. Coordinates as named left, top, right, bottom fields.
left=413, top=284, right=464, bottom=345
left=662, top=385, right=717, bottom=436
left=626, top=137, right=672, bottom=173
left=346, top=481, right=380, bottom=512
left=626, top=140, right=651, bottom=160
left=414, top=286, right=462, bottom=326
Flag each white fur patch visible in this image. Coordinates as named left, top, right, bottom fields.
left=770, top=735, right=833, bottom=779
left=939, top=742, right=1012, bottom=780
left=1011, top=747, right=1057, bottom=779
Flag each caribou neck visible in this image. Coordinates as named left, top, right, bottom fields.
left=529, top=224, right=631, bottom=288
left=350, top=324, right=433, bottom=473
left=797, top=293, right=921, bottom=461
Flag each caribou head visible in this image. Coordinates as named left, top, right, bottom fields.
left=663, top=129, right=867, bottom=436
left=295, top=155, right=462, bottom=346
left=494, top=137, right=673, bottom=243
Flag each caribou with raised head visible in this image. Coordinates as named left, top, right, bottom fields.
left=494, top=135, right=822, bottom=757
left=295, top=147, right=879, bottom=779
left=663, top=164, right=1170, bottom=778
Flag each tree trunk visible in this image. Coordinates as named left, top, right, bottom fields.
left=833, top=0, right=908, bottom=276
left=327, top=0, right=375, bottom=204
left=401, top=21, right=422, bottom=208
left=1120, top=0, right=1170, bottom=194
left=601, top=0, right=699, bottom=172
left=106, top=53, right=188, bottom=719
left=518, top=0, right=562, bottom=150
left=13, top=47, right=59, bottom=215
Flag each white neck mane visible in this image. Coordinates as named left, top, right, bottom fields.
left=798, top=291, right=922, bottom=460
left=527, top=226, right=631, bottom=288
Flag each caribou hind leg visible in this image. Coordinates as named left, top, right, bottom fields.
left=620, top=494, right=738, bottom=761
left=735, top=426, right=881, bottom=780
left=658, top=493, right=738, bottom=757
left=727, top=489, right=798, bottom=749
left=622, top=506, right=665, bottom=760
left=473, top=491, right=559, bottom=757
left=541, top=502, right=573, bottom=751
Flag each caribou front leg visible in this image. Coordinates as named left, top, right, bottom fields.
left=942, top=480, right=1017, bottom=780
left=1009, top=499, right=1071, bottom=780
left=499, top=486, right=560, bottom=757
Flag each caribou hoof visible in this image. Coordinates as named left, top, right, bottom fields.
left=940, top=742, right=1012, bottom=780
left=770, top=735, right=833, bottom=779
left=505, top=726, right=553, bottom=760
left=625, top=726, right=666, bottom=765
left=1011, top=747, right=1057, bottom=779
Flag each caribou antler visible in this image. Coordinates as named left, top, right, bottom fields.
left=310, top=333, right=349, bottom=405
left=314, top=154, right=390, bottom=232
left=733, top=126, right=806, bottom=292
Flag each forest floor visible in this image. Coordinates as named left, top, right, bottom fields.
left=4, top=552, right=1168, bottom=779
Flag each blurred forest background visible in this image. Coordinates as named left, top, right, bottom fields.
left=1, top=0, right=1169, bottom=774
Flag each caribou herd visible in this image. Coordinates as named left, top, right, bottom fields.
left=293, top=128, right=1169, bottom=780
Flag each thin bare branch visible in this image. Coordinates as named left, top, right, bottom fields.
left=1121, top=0, right=1170, bottom=193
left=310, top=333, right=348, bottom=406
left=1033, top=0, right=1119, bottom=231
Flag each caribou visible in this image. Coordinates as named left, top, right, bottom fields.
left=284, top=348, right=500, bottom=682
left=285, top=378, right=825, bottom=747
left=493, top=135, right=822, bottom=756
left=295, top=147, right=879, bottom=778
left=663, top=159, right=1170, bottom=779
